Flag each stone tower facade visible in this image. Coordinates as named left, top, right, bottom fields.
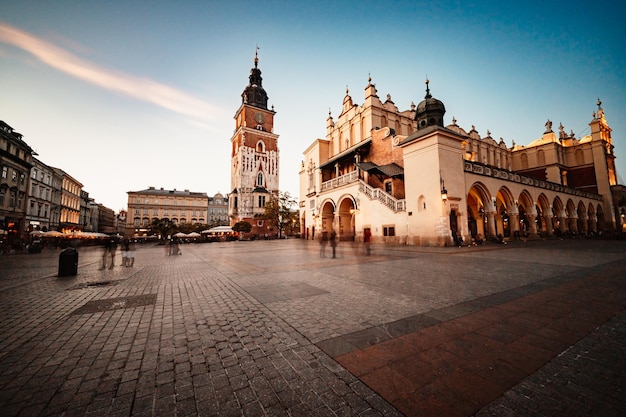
left=228, top=51, right=279, bottom=235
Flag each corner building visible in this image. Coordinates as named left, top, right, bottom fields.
left=228, top=53, right=280, bottom=236
left=299, top=78, right=623, bottom=246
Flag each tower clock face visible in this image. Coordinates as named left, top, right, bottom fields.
left=254, top=112, right=265, bottom=124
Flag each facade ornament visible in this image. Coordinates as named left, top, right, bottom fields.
left=545, top=119, right=553, bottom=132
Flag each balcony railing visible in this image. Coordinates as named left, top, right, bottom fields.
left=359, top=181, right=406, bottom=212
left=463, top=161, right=603, bottom=201
left=320, top=170, right=406, bottom=212
left=321, top=170, right=359, bottom=191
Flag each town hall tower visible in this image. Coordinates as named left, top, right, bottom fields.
left=228, top=51, right=279, bottom=234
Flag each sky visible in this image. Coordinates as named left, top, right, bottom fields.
left=1, top=0, right=625, bottom=212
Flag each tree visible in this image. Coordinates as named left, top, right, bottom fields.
left=232, top=221, right=252, bottom=233
left=264, top=191, right=297, bottom=238
left=150, top=218, right=177, bottom=239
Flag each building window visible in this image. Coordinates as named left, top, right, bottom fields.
left=258, top=195, right=266, bottom=208
left=383, top=225, right=395, bottom=236
left=256, top=141, right=265, bottom=152
left=257, top=172, right=264, bottom=187
left=385, top=181, right=392, bottom=194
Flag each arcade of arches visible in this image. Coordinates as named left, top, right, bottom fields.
left=466, top=182, right=605, bottom=239
left=308, top=185, right=605, bottom=243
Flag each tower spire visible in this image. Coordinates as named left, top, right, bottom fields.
left=254, top=45, right=259, bottom=68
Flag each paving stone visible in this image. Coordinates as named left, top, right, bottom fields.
left=1, top=240, right=625, bottom=416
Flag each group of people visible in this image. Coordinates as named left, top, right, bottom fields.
left=165, top=239, right=182, bottom=256
left=99, top=238, right=136, bottom=270
left=319, top=228, right=372, bottom=258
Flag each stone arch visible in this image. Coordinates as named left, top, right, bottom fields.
left=587, top=202, right=597, bottom=234
left=597, top=203, right=606, bottom=232
left=319, top=199, right=336, bottom=238
left=577, top=201, right=588, bottom=235
left=537, top=193, right=552, bottom=236
left=337, top=195, right=357, bottom=241
left=517, top=190, right=535, bottom=237
left=467, top=182, right=492, bottom=238
left=552, top=196, right=566, bottom=234
left=496, top=187, right=516, bottom=238
left=565, top=199, right=577, bottom=234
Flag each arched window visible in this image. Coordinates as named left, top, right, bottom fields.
left=256, top=141, right=265, bottom=152
left=418, top=195, right=426, bottom=212
left=575, top=149, right=584, bottom=165
left=257, top=172, right=264, bottom=187
left=537, top=150, right=546, bottom=166
left=521, top=153, right=528, bottom=169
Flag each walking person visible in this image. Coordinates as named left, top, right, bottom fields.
left=319, top=231, right=328, bottom=257
left=126, top=239, right=136, bottom=267
left=99, top=238, right=117, bottom=270
left=330, top=230, right=337, bottom=258
left=363, top=228, right=371, bottom=256
left=120, top=238, right=129, bottom=267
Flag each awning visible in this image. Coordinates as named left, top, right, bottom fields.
left=357, top=162, right=404, bottom=179
left=319, top=138, right=372, bottom=170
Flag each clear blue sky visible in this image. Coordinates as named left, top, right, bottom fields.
left=1, top=1, right=624, bottom=212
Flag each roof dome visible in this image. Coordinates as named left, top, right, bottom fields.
left=241, top=50, right=268, bottom=109
left=415, top=79, right=446, bottom=130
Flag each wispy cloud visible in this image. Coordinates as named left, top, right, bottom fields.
left=0, top=22, right=224, bottom=121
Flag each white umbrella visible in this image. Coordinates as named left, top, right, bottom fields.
left=43, top=231, right=64, bottom=237
left=30, top=230, right=44, bottom=235
left=187, top=232, right=201, bottom=238
left=173, top=232, right=188, bottom=238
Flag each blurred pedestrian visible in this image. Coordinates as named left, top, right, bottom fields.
left=127, top=239, right=136, bottom=267
left=320, top=231, right=328, bottom=257
left=121, top=238, right=130, bottom=266
left=363, top=228, right=371, bottom=256
left=99, top=238, right=117, bottom=270
left=330, top=230, right=337, bottom=258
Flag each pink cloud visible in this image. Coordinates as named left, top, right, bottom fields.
left=0, top=22, right=222, bottom=121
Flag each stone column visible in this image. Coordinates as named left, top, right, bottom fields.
left=569, top=216, right=579, bottom=233
left=559, top=215, right=568, bottom=234
left=589, top=215, right=598, bottom=233
left=509, top=213, right=520, bottom=236
left=486, top=211, right=497, bottom=237
left=528, top=214, right=539, bottom=238
left=544, top=214, right=554, bottom=237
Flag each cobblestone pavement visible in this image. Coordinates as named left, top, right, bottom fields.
left=0, top=239, right=624, bottom=416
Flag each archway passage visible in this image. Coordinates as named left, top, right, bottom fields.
left=320, top=201, right=335, bottom=238
left=467, top=183, right=490, bottom=240
left=337, top=198, right=356, bottom=241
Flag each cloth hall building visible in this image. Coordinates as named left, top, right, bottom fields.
left=299, top=78, right=623, bottom=246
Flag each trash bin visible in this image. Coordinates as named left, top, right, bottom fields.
left=58, top=247, right=78, bottom=276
